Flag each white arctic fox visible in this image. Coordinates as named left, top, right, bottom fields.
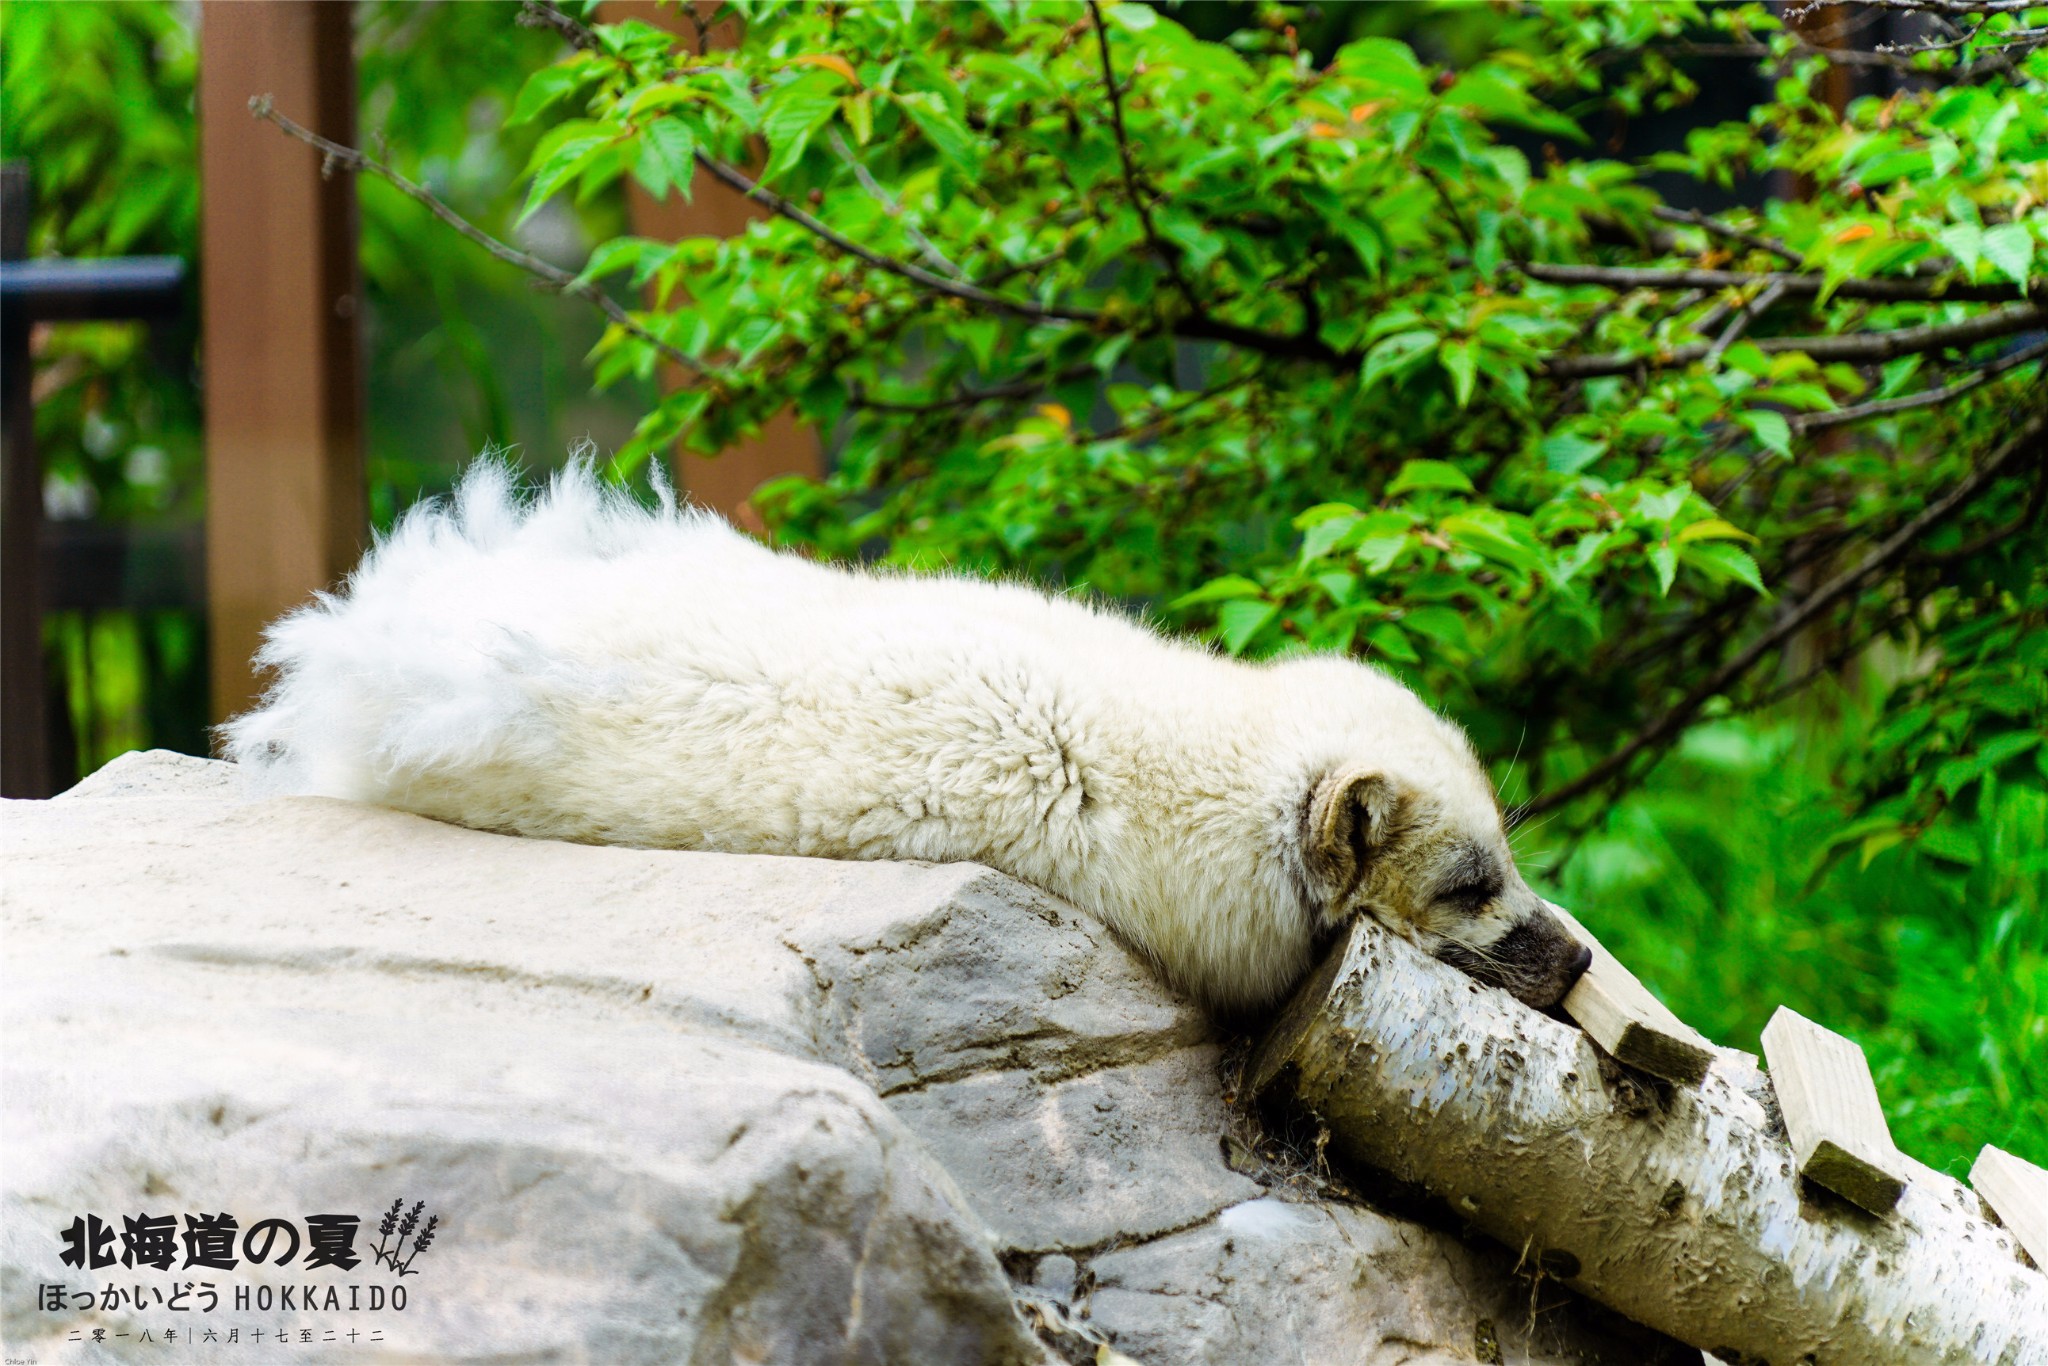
left=224, top=462, right=1589, bottom=1016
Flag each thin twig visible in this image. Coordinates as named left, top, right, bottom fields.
left=1089, top=372, right=1255, bottom=444
left=1707, top=279, right=1788, bottom=366
left=1649, top=206, right=1801, bottom=266
left=251, top=97, right=712, bottom=378
left=1418, top=163, right=1478, bottom=254
left=851, top=361, right=1099, bottom=415
left=691, top=149, right=1098, bottom=325
left=824, top=127, right=964, bottom=279
left=1087, top=0, right=1195, bottom=300
left=1519, top=262, right=2037, bottom=305
left=1525, top=404, right=2048, bottom=816
left=518, top=0, right=599, bottom=52
left=693, top=147, right=1339, bottom=363
left=1810, top=0, right=2038, bottom=15
left=1542, top=302, right=2048, bottom=380
left=1632, top=37, right=1934, bottom=75
left=1794, top=334, right=2048, bottom=433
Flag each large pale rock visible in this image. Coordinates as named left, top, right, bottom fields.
left=3, top=751, right=1692, bottom=1364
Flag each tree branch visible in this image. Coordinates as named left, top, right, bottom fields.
left=1804, top=0, right=2039, bottom=15
left=1649, top=206, right=1801, bottom=266
left=517, top=0, right=599, bottom=52
left=824, top=127, right=964, bottom=280
left=850, top=361, right=1098, bottom=416
left=251, top=97, right=713, bottom=379
left=1541, top=302, right=2048, bottom=380
left=1525, top=404, right=2048, bottom=816
left=1706, top=279, right=1787, bottom=366
left=1519, top=262, right=2039, bottom=305
left=1793, top=334, right=2048, bottom=433
left=692, top=148, right=1341, bottom=364
left=1643, top=37, right=1934, bottom=75
left=1087, top=0, right=1195, bottom=301
left=690, top=150, right=1101, bottom=326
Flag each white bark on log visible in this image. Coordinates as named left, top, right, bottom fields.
left=1249, top=916, right=2048, bottom=1366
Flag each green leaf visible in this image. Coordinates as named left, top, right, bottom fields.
left=571, top=236, right=655, bottom=288
left=1914, top=823, right=1981, bottom=866
left=1387, top=459, right=1473, bottom=496
left=1981, top=222, right=2036, bottom=285
left=1938, top=222, right=1984, bottom=277
left=1218, top=600, right=1278, bottom=655
left=631, top=117, right=697, bottom=201
left=844, top=89, right=874, bottom=146
left=1679, top=541, right=1765, bottom=593
left=1401, top=605, right=1470, bottom=650
left=1440, top=339, right=1477, bottom=408
left=520, top=124, right=617, bottom=226
left=1170, top=575, right=1264, bottom=609
left=511, top=61, right=590, bottom=127
left=897, top=90, right=976, bottom=171
left=1331, top=37, right=1430, bottom=97
left=1541, top=431, right=1607, bottom=475
left=1360, top=330, right=1438, bottom=391
left=1942, top=732, right=2046, bottom=796
left=1440, top=513, right=1541, bottom=573
left=1299, top=512, right=1360, bottom=563
left=1553, top=530, right=1613, bottom=586
left=1315, top=571, right=1357, bottom=606
left=761, top=78, right=841, bottom=183
left=1365, top=620, right=1420, bottom=663
left=1649, top=542, right=1677, bottom=597
left=1674, top=518, right=1757, bottom=545
left=1738, top=410, right=1792, bottom=459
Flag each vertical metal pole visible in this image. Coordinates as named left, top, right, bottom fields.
left=1, top=161, right=51, bottom=796
left=199, top=0, right=365, bottom=726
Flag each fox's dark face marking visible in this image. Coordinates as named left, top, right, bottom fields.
left=1299, top=767, right=1592, bottom=1008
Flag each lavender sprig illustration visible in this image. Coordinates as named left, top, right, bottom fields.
left=396, top=1215, right=438, bottom=1276
left=390, top=1200, right=426, bottom=1264
left=370, top=1198, right=404, bottom=1270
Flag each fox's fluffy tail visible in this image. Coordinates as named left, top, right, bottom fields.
left=219, top=457, right=684, bottom=800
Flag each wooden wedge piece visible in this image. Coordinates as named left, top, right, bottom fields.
left=1760, top=1006, right=1909, bottom=1215
left=1971, top=1144, right=2048, bottom=1267
left=1546, top=902, right=1714, bottom=1088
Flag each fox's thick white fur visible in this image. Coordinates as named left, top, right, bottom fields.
left=225, top=462, right=1503, bottom=1014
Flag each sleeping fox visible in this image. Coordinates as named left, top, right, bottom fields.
left=224, top=461, right=1589, bottom=1016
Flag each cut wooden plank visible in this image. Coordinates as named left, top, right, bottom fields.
left=1971, top=1144, right=2048, bottom=1268
left=1546, top=902, right=1714, bottom=1087
left=1761, top=1005, right=1909, bottom=1215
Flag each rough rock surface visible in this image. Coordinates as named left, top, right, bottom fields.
left=4, top=750, right=1693, bottom=1364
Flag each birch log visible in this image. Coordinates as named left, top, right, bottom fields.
left=1250, top=916, right=2048, bottom=1365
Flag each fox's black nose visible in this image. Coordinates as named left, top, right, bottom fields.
left=1567, top=943, right=1594, bottom=985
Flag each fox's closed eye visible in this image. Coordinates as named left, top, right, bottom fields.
left=1438, top=881, right=1499, bottom=914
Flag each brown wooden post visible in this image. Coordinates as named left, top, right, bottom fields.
left=199, top=0, right=365, bottom=725
left=608, top=1, right=822, bottom=531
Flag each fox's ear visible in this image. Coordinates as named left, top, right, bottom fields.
left=1300, top=766, right=1411, bottom=908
